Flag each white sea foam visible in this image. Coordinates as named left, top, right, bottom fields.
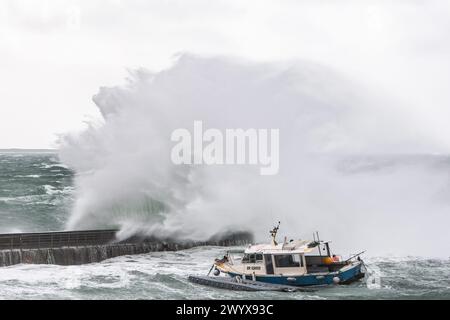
left=43, top=185, right=74, bottom=196
left=41, top=163, right=69, bottom=170
left=14, top=175, right=41, bottom=178
left=0, top=248, right=447, bottom=299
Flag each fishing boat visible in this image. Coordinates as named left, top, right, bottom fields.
left=209, top=222, right=366, bottom=287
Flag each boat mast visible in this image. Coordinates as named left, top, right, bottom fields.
left=316, top=231, right=322, bottom=256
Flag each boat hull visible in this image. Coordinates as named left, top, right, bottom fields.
left=225, top=261, right=365, bottom=287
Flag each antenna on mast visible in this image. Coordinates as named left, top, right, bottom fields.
left=270, top=221, right=281, bottom=246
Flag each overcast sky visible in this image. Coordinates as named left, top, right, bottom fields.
left=1, top=0, right=449, bottom=149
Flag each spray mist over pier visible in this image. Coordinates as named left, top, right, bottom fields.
left=58, top=55, right=450, bottom=257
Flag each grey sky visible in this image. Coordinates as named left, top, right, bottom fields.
left=1, top=0, right=449, bottom=149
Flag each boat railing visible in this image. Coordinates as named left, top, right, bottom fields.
left=226, top=249, right=245, bottom=265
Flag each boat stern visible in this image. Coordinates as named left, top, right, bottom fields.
left=337, top=260, right=366, bottom=284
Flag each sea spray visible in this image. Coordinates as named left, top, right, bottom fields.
left=59, top=54, right=450, bottom=257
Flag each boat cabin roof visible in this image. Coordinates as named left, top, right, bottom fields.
left=244, top=239, right=316, bottom=255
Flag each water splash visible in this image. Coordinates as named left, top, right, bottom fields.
left=59, top=54, right=450, bottom=257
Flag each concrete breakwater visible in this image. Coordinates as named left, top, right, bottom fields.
left=0, top=229, right=253, bottom=267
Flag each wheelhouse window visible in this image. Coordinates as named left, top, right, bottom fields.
left=274, top=254, right=301, bottom=268
left=242, top=253, right=264, bottom=263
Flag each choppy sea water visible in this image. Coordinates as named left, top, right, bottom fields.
left=0, top=151, right=449, bottom=300
left=0, top=152, right=73, bottom=233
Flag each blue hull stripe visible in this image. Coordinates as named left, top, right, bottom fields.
left=227, top=263, right=364, bottom=286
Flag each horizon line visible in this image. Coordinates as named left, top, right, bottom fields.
left=0, top=148, right=57, bottom=152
